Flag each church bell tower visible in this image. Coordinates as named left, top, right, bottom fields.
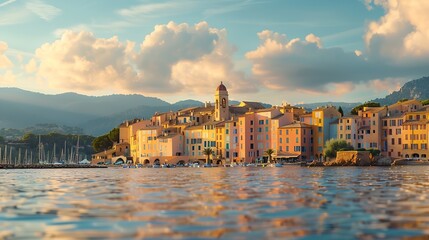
left=215, top=81, right=230, bottom=121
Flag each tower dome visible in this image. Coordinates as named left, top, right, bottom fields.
left=216, top=81, right=227, bottom=91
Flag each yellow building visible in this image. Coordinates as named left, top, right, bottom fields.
left=184, top=125, right=204, bottom=162
left=402, top=110, right=429, bottom=159
left=135, top=126, right=163, bottom=163
left=312, top=106, right=341, bottom=154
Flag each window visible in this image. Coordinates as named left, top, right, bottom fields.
left=279, top=138, right=282, bottom=143
left=398, top=138, right=401, bottom=144
left=250, top=120, right=254, bottom=125
left=259, top=120, right=264, bottom=125
left=391, top=138, right=395, bottom=145
left=296, top=129, right=299, bottom=134
left=279, top=130, right=282, bottom=135
left=286, top=138, right=289, bottom=143
left=250, top=135, right=253, bottom=140
left=294, top=146, right=301, bottom=152
left=390, top=120, right=396, bottom=126
left=250, top=143, right=254, bottom=149
left=296, top=137, right=299, bottom=143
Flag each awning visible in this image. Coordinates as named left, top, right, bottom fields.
left=274, top=152, right=300, bottom=159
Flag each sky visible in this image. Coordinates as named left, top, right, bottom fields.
left=1, top=0, right=428, bottom=105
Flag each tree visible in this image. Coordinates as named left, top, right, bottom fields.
left=203, top=148, right=214, bottom=165
left=265, top=149, right=275, bottom=163
left=324, top=139, right=354, bottom=159
left=338, top=106, right=344, bottom=117
left=422, top=99, right=429, bottom=106
left=0, top=135, right=4, bottom=144
left=351, top=102, right=381, bottom=115
left=92, top=134, right=113, bottom=153
left=107, top=128, right=119, bottom=143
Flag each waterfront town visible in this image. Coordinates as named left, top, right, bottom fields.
left=91, top=82, right=429, bottom=166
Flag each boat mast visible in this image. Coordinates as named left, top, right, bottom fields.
left=75, top=135, right=80, bottom=164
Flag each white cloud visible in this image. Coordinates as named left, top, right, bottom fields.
left=245, top=1, right=429, bottom=96
left=246, top=31, right=372, bottom=92
left=0, top=8, right=31, bottom=26
left=29, top=31, right=137, bottom=92
left=0, top=70, right=16, bottom=85
left=26, top=0, right=61, bottom=21
left=28, top=22, right=254, bottom=95
left=134, top=21, right=255, bottom=94
left=118, top=2, right=181, bottom=17
left=366, top=0, right=429, bottom=61
left=0, top=41, right=13, bottom=68
left=0, top=0, right=16, bottom=8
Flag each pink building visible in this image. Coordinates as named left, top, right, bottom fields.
left=277, top=122, right=314, bottom=161
left=237, top=108, right=293, bottom=163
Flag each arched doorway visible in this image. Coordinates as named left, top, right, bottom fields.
left=405, top=154, right=410, bottom=158
left=114, top=158, right=124, bottom=165
left=412, top=153, right=419, bottom=159
left=144, top=159, right=150, bottom=165
left=154, top=159, right=160, bottom=165
left=422, top=154, right=427, bottom=159
left=177, top=160, right=186, bottom=166
left=216, top=160, right=223, bottom=165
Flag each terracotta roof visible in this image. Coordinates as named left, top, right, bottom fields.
left=279, top=121, right=313, bottom=129
left=403, top=120, right=429, bottom=125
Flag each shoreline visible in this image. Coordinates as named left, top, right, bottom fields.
left=0, top=164, right=107, bottom=169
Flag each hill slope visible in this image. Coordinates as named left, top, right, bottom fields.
left=371, top=76, right=429, bottom=105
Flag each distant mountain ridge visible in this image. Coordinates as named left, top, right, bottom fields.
left=1, top=76, right=428, bottom=137
left=371, top=76, right=429, bottom=105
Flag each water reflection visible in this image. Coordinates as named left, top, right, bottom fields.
left=1, top=166, right=429, bottom=239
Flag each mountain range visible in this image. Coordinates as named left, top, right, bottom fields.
left=1, top=77, right=428, bottom=136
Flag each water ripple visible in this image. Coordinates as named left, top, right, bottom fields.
left=1, top=166, right=429, bottom=239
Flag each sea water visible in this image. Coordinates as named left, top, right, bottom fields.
left=1, top=166, right=428, bottom=239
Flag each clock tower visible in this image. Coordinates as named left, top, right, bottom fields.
left=215, top=81, right=230, bottom=121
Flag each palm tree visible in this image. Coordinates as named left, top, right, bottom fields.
left=203, top=148, right=214, bottom=165
left=265, top=149, right=275, bottom=163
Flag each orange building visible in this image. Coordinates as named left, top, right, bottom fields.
left=277, top=122, right=314, bottom=161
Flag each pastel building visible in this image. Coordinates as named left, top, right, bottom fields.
left=338, top=116, right=361, bottom=149
left=402, top=110, right=429, bottom=159
left=277, top=122, right=314, bottom=161
left=311, top=106, right=342, bottom=154
left=237, top=108, right=293, bottom=163
left=381, top=114, right=404, bottom=158
left=224, top=120, right=239, bottom=163
left=184, top=125, right=204, bottom=162
left=135, top=125, right=163, bottom=163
